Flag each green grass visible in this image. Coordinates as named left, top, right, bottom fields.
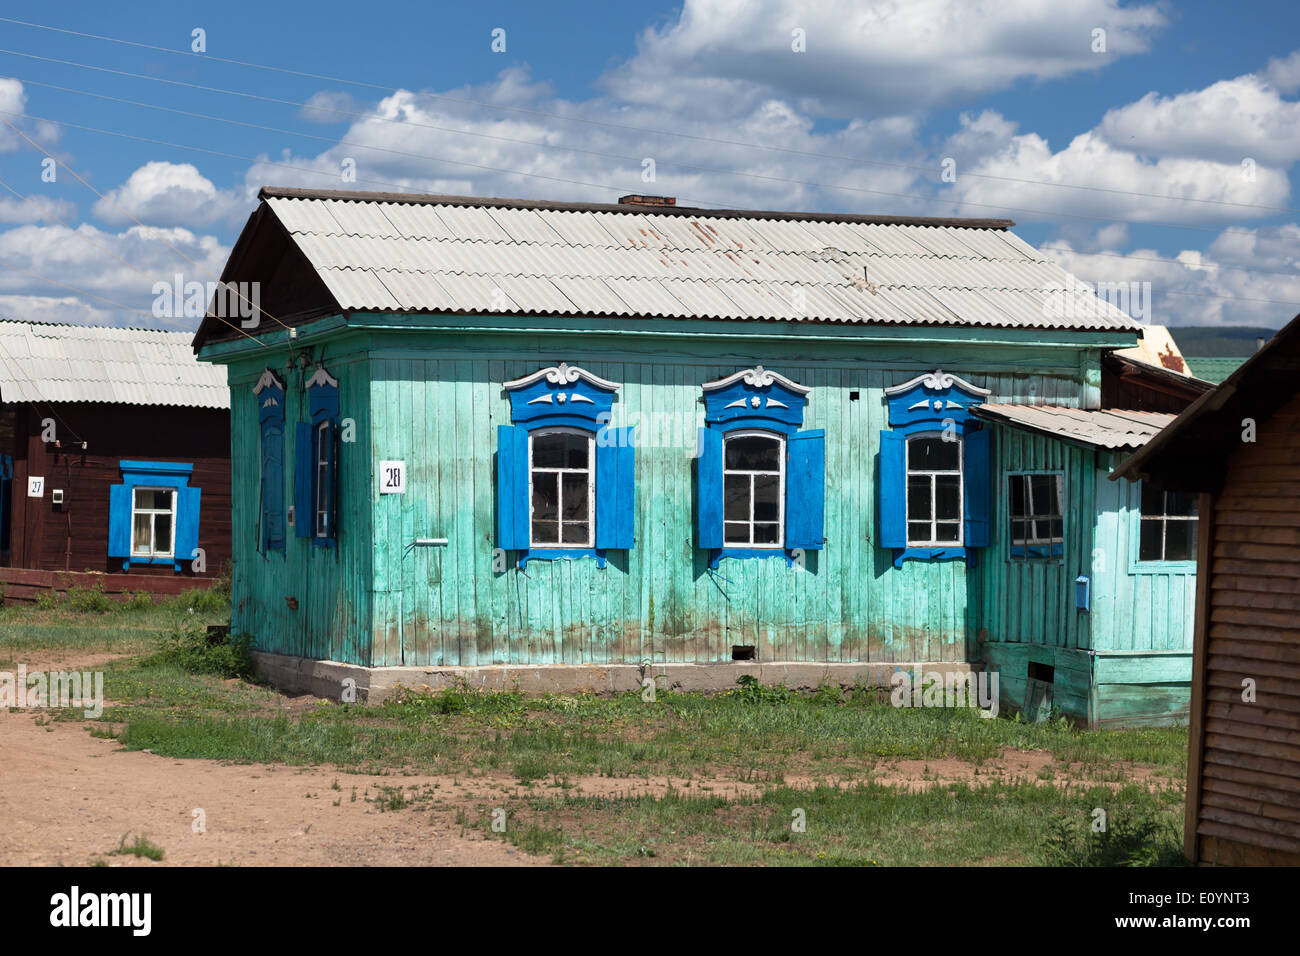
left=462, top=779, right=1187, bottom=866
left=107, top=834, right=165, bottom=861
left=3, top=593, right=1191, bottom=866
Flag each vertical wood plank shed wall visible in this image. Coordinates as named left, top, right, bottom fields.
left=226, top=323, right=1108, bottom=670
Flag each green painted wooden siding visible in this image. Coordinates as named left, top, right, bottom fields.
left=1091, top=457, right=1197, bottom=652
left=228, top=355, right=375, bottom=664
left=977, top=425, right=1096, bottom=651
left=354, top=335, right=1086, bottom=668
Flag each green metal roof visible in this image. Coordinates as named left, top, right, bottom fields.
left=1188, top=356, right=1246, bottom=384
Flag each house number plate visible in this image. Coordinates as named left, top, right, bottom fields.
left=379, top=461, right=406, bottom=494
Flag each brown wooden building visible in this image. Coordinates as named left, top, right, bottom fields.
left=0, top=320, right=231, bottom=598
left=1116, top=311, right=1300, bottom=865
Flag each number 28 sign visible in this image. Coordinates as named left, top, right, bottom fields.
left=379, top=461, right=406, bottom=495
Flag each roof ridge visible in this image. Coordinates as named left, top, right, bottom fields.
left=259, top=186, right=1016, bottom=231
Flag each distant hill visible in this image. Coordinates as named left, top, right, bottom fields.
left=1166, top=326, right=1274, bottom=357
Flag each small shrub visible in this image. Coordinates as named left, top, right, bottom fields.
left=36, top=591, right=59, bottom=610
left=150, top=620, right=254, bottom=680
left=124, top=590, right=155, bottom=611
left=732, top=673, right=792, bottom=705
left=66, top=581, right=113, bottom=614
left=108, top=834, right=165, bottom=861
left=1042, top=810, right=1187, bottom=867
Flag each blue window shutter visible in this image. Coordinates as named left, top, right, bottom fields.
left=325, top=422, right=338, bottom=539
left=294, top=422, right=313, bottom=538
left=785, top=429, right=826, bottom=550
left=963, top=428, right=992, bottom=547
left=879, top=430, right=906, bottom=549
left=176, top=485, right=202, bottom=564
left=595, top=427, right=634, bottom=550
left=263, top=426, right=285, bottom=550
left=497, top=425, right=529, bottom=550
left=107, top=484, right=131, bottom=557
left=697, top=426, right=724, bottom=549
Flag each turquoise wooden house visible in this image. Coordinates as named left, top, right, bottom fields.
left=194, top=187, right=1200, bottom=725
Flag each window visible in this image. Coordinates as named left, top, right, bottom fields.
left=1008, top=473, right=1064, bottom=559
left=723, top=431, right=784, bottom=547
left=529, top=428, right=594, bottom=547
left=906, top=434, right=963, bottom=546
left=315, top=421, right=332, bottom=538
left=131, top=487, right=176, bottom=558
left=1139, top=483, right=1197, bottom=561
left=879, top=370, right=991, bottom=567
left=108, top=461, right=201, bottom=572
left=297, top=366, right=339, bottom=546
left=498, top=363, right=633, bottom=567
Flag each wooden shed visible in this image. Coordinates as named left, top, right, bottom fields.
left=1116, top=311, right=1300, bottom=865
left=194, top=187, right=1203, bottom=714
left=0, top=320, right=231, bottom=600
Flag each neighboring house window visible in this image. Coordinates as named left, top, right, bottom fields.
left=498, top=363, right=633, bottom=568
left=1008, top=472, right=1064, bottom=560
left=906, top=433, right=962, bottom=546
left=254, top=369, right=286, bottom=553
left=529, top=427, right=594, bottom=547
left=296, top=366, right=339, bottom=546
left=880, top=370, right=992, bottom=568
left=1139, top=482, right=1197, bottom=561
left=697, top=366, right=824, bottom=568
left=723, top=431, right=784, bottom=547
left=107, top=461, right=201, bottom=572
left=131, top=487, right=176, bottom=558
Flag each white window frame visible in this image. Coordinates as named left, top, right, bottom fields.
left=722, top=429, right=785, bottom=549
left=315, top=420, right=331, bottom=538
left=528, top=426, right=595, bottom=548
left=1137, top=482, right=1198, bottom=563
left=905, top=431, right=964, bottom=548
left=130, top=486, right=177, bottom=559
left=1007, top=471, right=1065, bottom=559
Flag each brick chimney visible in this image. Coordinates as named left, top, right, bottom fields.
left=618, top=194, right=676, bottom=207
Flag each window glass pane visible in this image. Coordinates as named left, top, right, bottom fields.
left=1165, top=520, right=1195, bottom=561
left=1140, top=482, right=1164, bottom=516
left=133, top=513, right=151, bottom=554
left=907, top=521, right=930, bottom=542
left=724, top=475, right=749, bottom=521
left=561, top=521, right=589, bottom=545
left=561, top=472, right=588, bottom=521
left=1008, top=475, right=1026, bottom=519
left=532, top=519, right=559, bottom=544
left=1138, top=519, right=1164, bottom=561
left=935, top=522, right=960, bottom=543
left=1048, top=518, right=1064, bottom=541
left=1031, top=475, right=1060, bottom=517
left=725, top=435, right=780, bottom=471
left=533, top=431, right=589, bottom=469
left=908, top=436, right=959, bottom=471
left=1011, top=519, right=1028, bottom=544
left=1167, top=491, right=1197, bottom=517
left=935, top=475, right=960, bottom=520
left=753, top=522, right=780, bottom=544
left=724, top=521, right=749, bottom=545
left=753, top=475, right=780, bottom=522
left=907, top=476, right=931, bottom=520
left=155, top=513, right=173, bottom=554
left=531, top=472, right=558, bottom=522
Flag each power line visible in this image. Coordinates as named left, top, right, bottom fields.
left=3, top=104, right=1298, bottom=290
left=1, top=43, right=1293, bottom=217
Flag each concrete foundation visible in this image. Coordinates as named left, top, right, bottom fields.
left=250, top=650, right=978, bottom=704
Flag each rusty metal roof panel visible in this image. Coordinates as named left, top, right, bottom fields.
left=0, top=320, right=227, bottom=407
left=974, top=404, right=1175, bottom=450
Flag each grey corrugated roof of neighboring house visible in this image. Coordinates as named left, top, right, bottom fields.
left=972, top=404, right=1175, bottom=450
left=252, top=187, right=1144, bottom=333
left=0, top=320, right=228, bottom=408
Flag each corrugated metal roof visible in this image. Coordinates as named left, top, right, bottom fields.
left=257, top=190, right=1144, bottom=333
left=1188, top=356, right=1247, bottom=385
left=0, top=320, right=228, bottom=408
left=973, top=404, right=1175, bottom=450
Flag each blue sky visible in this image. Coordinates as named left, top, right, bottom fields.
left=0, top=0, right=1298, bottom=329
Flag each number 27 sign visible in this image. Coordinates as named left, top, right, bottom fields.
left=379, top=461, right=406, bottom=495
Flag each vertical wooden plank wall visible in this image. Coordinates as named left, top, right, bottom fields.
left=361, top=335, right=1089, bottom=668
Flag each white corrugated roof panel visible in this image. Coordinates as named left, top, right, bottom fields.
left=0, top=320, right=227, bottom=407
left=251, top=190, right=1145, bottom=333
left=975, top=404, right=1175, bottom=450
